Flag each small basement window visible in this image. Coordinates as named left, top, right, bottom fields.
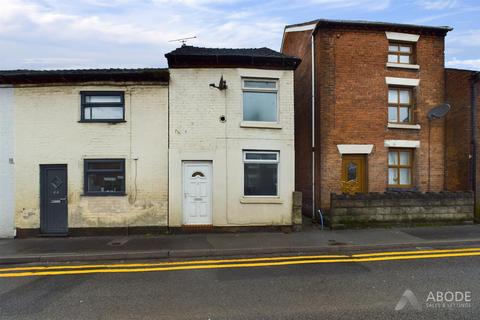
left=242, top=79, right=278, bottom=122
left=388, top=43, right=414, bottom=64
left=243, top=151, right=279, bottom=196
left=81, top=91, right=125, bottom=122
left=84, top=159, right=125, bottom=196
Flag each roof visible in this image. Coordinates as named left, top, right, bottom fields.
left=445, top=68, right=479, bottom=73
left=446, top=68, right=480, bottom=82
left=165, top=45, right=301, bottom=70
left=285, top=19, right=452, bottom=34
left=166, top=46, right=288, bottom=58
left=0, top=68, right=169, bottom=85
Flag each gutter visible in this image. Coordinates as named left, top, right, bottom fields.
left=3, top=239, right=480, bottom=265
left=166, top=54, right=300, bottom=70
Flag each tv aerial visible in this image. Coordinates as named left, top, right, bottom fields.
left=168, top=36, right=197, bottom=46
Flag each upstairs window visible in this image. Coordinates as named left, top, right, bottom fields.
left=81, top=91, right=125, bottom=122
left=243, top=151, right=279, bottom=196
left=388, top=87, right=413, bottom=124
left=242, top=79, right=278, bottom=122
left=388, top=149, right=413, bottom=187
left=388, top=43, right=413, bottom=64
left=84, top=159, right=125, bottom=196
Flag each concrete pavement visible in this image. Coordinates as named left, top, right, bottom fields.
left=1, top=224, right=480, bottom=264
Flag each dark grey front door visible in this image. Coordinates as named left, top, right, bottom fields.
left=40, top=165, right=68, bottom=234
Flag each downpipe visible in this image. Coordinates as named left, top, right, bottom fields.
left=311, top=33, right=316, bottom=222
left=472, top=72, right=479, bottom=221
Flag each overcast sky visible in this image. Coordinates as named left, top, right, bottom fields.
left=0, top=0, right=479, bottom=70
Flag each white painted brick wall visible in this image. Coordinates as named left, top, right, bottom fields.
left=169, top=68, right=295, bottom=226
left=0, top=87, right=15, bottom=237
left=14, top=84, right=169, bottom=229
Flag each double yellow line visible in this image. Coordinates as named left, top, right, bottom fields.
left=1, top=247, right=480, bottom=278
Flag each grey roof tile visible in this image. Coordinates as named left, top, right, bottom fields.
left=166, top=46, right=292, bottom=58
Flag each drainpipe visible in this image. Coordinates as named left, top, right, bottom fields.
left=472, top=72, right=479, bottom=221
left=311, top=33, right=316, bottom=221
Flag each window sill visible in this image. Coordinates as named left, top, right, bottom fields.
left=78, top=120, right=126, bottom=124
left=386, top=62, right=420, bottom=70
left=240, top=121, right=282, bottom=129
left=81, top=193, right=127, bottom=197
left=387, top=123, right=421, bottom=130
left=240, top=196, right=283, bottom=204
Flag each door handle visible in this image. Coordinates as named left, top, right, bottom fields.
left=51, top=198, right=67, bottom=204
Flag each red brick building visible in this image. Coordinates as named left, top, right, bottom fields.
left=281, top=19, right=453, bottom=217
left=445, top=68, right=480, bottom=218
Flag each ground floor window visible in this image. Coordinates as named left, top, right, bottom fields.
left=84, top=159, right=125, bottom=195
left=388, top=149, right=413, bottom=187
left=243, top=151, right=279, bottom=196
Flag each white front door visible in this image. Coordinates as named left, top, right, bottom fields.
left=183, top=161, right=212, bottom=225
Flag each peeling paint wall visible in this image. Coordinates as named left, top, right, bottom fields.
left=0, top=87, right=15, bottom=237
left=14, top=84, right=168, bottom=229
left=169, top=68, right=295, bottom=226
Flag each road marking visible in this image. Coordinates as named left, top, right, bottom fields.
left=352, top=247, right=480, bottom=257
left=0, top=248, right=479, bottom=278
left=0, top=254, right=349, bottom=272
left=2, top=247, right=479, bottom=273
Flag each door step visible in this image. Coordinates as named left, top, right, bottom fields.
left=181, top=225, right=214, bottom=232
left=38, top=233, right=69, bottom=237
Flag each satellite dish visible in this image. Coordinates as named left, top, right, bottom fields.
left=427, top=103, right=451, bottom=120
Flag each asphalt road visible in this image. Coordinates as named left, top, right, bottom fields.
left=0, top=254, right=479, bottom=319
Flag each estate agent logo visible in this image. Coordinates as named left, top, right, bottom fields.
left=395, top=290, right=422, bottom=311
left=395, top=289, right=472, bottom=311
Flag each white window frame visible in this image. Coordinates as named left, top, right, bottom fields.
left=242, top=78, right=279, bottom=123
left=243, top=150, right=280, bottom=197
